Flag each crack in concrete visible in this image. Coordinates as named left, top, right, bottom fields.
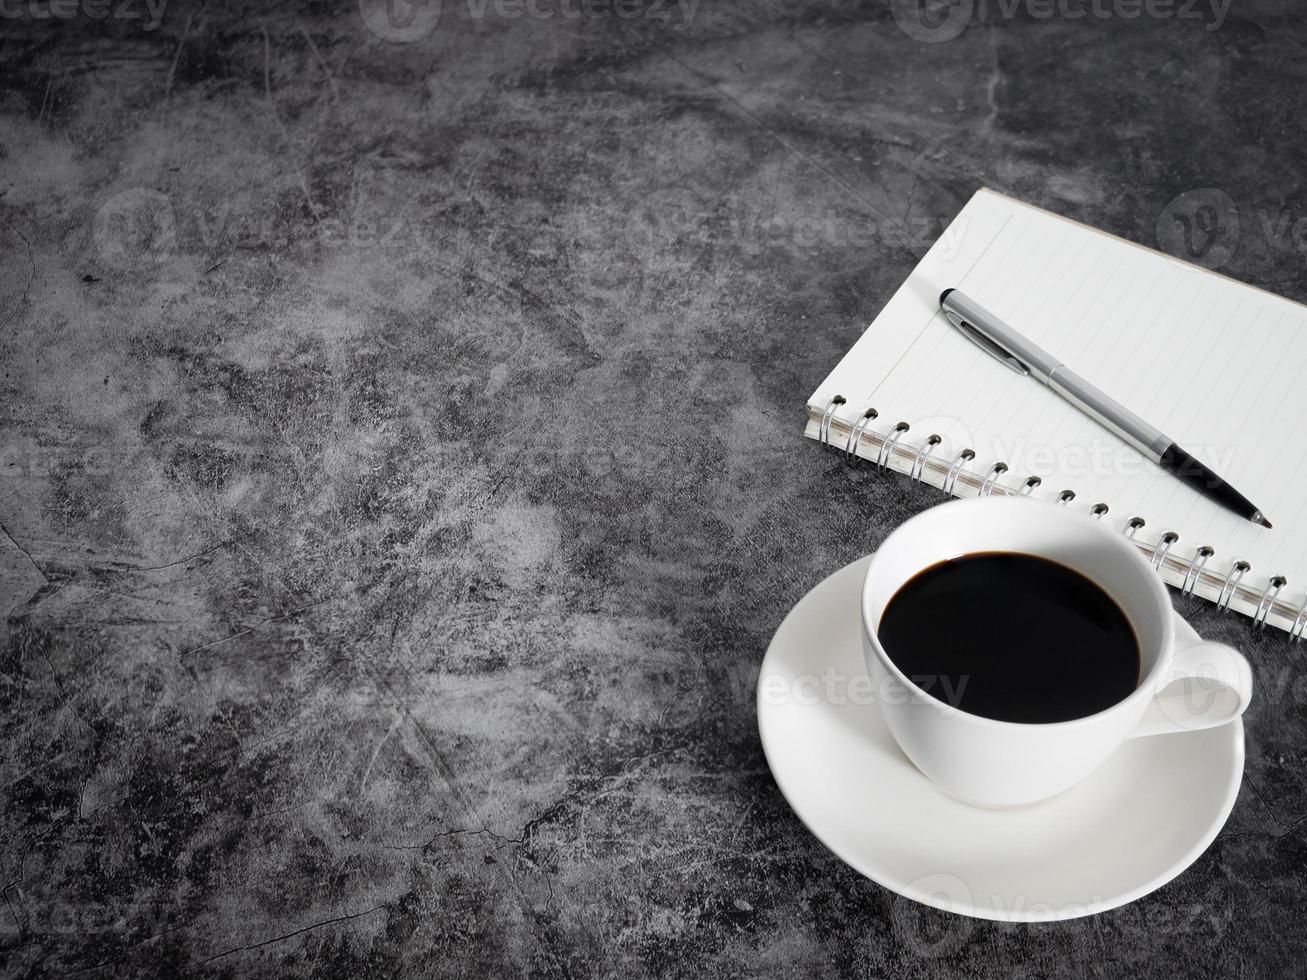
left=196, top=904, right=387, bottom=965
left=0, top=519, right=49, bottom=585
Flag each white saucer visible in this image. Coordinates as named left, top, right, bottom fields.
left=757, top=555, right=1244, bottom=922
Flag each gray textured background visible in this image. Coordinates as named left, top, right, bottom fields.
left=3, top=0, right=1306, bottom=976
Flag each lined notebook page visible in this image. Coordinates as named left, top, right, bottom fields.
left=808, top=189, right=1307, bottom=630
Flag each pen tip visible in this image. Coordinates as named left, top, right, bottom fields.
left=1261, top=518, right=1273, bottom=529
left=1253, top=511, right=1272, bottom=528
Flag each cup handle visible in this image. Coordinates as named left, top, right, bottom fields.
left=1128, top=626, right=1253, bottom=738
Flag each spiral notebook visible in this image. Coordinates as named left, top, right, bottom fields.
left=807, top=188, right=1307, bottom=636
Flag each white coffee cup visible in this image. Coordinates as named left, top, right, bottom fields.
left=860, top=496, right=1253, bottom=807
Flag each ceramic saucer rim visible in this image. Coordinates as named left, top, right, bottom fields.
left=757, top=555, right=1244, bottom=922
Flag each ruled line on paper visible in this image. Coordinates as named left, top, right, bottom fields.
left=809, top=189, right=1307, bottom=600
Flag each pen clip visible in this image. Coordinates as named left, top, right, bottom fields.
left=944, top=310, right=1028, bottom=376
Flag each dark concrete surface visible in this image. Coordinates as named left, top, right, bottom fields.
left=3, top=0, right=1306, bottom=976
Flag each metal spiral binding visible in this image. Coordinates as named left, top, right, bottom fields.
left=877, top=422, right=910, bottom=472
left=979, top=462, right=1008, bottom=497
left=1290, top=597, right=1307, bottom=642
left=845, top=408, right=878, bottom=460
left=1181, top=546, right=1214, bottom=595
left=814, top=398, right=1300, bottom=636
left=1254, top=576, right=1287, bottom=629
left=819, top=396, right=846, bottom=447
left=941, top=449, right=975, bottom=496
left=909, top=435, right=942, bottom=483
left=1152, top=531, right=1179, bottom=570
left=1217, top=560, right=1250, bottom=613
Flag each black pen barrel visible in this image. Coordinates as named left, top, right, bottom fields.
left=1158, top=443, right=1268, bottom=526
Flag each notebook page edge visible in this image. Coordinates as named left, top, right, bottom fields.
left=804, top=186, right=1016, bottom=414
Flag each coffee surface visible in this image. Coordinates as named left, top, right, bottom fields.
left=877, top=552, right=1140, bottom=724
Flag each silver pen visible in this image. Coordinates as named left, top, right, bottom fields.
left=939, top=288, right=1270, bottom=527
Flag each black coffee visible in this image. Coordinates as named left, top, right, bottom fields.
left=877, top=552, right=1140, bottom=724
